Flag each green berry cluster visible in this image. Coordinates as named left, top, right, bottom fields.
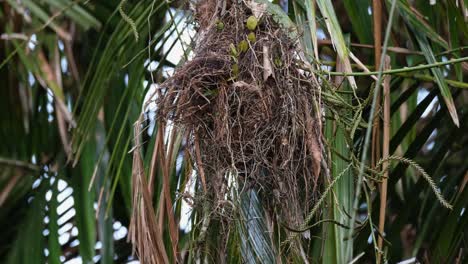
left=228, top=16, right=260, bottom=79
left=246, top=16, right=258, bottom=43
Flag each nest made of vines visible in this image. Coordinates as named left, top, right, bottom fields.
left=154, top=1, right=323, bottom=227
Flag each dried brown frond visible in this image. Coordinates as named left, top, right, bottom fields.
left=128, top=120, right=170, bottom=264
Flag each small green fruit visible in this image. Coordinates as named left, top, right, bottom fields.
left=238, top=40, right=248, bottom=52
left=216, top=20, right=224, bottom=31
left=246, top=16, right=258, bottom=31
left=247, top=32, right=256, bottom=43
left=229, top=43, right=238, bottom=57
left=232, top=63, right=239, bottom=76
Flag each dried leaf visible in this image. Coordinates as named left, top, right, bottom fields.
left=262, top=45, right=274, bottom=80
left=128, top=119, right=169, bottom=264
left=246, top=0, right=267, bottom=18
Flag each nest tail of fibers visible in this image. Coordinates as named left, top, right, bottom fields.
left=131, top=0, right=324, bottom=261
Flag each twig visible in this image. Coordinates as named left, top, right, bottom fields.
left=0, top=173, right=21, bottom=206
left=318, top=39, right=422, bottom=55
left=349, top=252, right=366, bottom=264
left=0, top=33, right=31, bottom=42
left=371, top=5, right=383, bottom=254
left=320, top=56, right=468, bottom=76
left=377, top=56, right=391, bottom=261
left=317, top=61, right=468, bottom=88
left=0, top=157, right=40, bottom=172
left=395, top=73, right=468, bottom=89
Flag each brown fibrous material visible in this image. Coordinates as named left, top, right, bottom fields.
left=153, top=2, right=323, bottom=227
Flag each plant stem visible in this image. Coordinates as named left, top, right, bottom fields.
left=319, top=56, right=468, bottom=76
left=377, top=56, right=391, bottom=262
left=373, top=0, right=385, bottom=260
left=346, top=0, right=397, bottom=261
left=0, top=157, right=40, bottom=172
left=318, top=61, right=468, bottom=88
left=318, top=39, right=422, bottom=55
left=371, top=3, right=383, bottom=259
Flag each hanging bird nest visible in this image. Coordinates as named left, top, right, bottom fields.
left=153, top=0, right=324, bottom=229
